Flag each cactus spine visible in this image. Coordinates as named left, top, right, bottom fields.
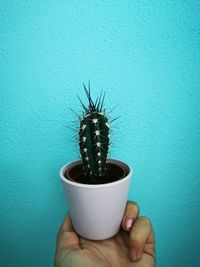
left=79, top=84, right=110, bottom=183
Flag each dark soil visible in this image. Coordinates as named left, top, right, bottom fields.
left=64, top=162, right=127, bottom=185
left=74, top=171, right=120, bottom=184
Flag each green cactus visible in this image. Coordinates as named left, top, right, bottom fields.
left=78, top=84, right=110, bottom=184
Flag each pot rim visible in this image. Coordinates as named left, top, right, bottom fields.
left=59, top=158, right=133, bottom=189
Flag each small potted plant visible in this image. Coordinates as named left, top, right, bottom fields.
left=59, top=83, right=133, bottom=240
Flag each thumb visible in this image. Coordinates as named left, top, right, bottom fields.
left=56, top=213, right=81, bottom=251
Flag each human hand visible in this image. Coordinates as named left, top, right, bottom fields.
left=54, top=201, right=155, bottom=267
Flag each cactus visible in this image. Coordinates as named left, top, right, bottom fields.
left=78, top=84, right=110, bottom=184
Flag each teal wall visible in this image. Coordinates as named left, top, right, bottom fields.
left=1, top=1, right=200, bottom=266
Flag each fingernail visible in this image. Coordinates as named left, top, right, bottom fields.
left=131, top=249, right=141, bottom=262
left=124, top=217, right=133, bottom=230
left=130, top=248, right=137, bottom=261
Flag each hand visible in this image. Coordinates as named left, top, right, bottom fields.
left=54, top=201, right=155, bottom=267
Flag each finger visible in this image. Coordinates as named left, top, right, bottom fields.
left=129, top=216, right=155, bottom=262
left=59, top=212, right=74, bottom=233
left=122, top=201, right=140, bottom=231
left=56, top=213, right=80, bottom=251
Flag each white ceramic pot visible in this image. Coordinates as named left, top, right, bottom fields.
left=59, top=158, right=133, bottom=240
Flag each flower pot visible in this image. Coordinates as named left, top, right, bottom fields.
left=59, top=158, right=133, bottom=240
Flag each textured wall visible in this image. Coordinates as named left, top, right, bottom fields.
left=0, top=1, right=200, bottom=266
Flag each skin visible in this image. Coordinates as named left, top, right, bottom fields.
left=54, top=201, right=156, bottom=267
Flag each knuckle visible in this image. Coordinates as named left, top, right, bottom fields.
left=127, top=201, right=140, bottom=214
left=131, top=234, right=143, bottom=247
left=141, top=216, right=151, bottom=226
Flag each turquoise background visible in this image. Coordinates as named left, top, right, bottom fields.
left=1, top=1, right=200, bottom=266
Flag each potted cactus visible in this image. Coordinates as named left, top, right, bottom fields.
left=59, top=84, right=133, bottom=240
